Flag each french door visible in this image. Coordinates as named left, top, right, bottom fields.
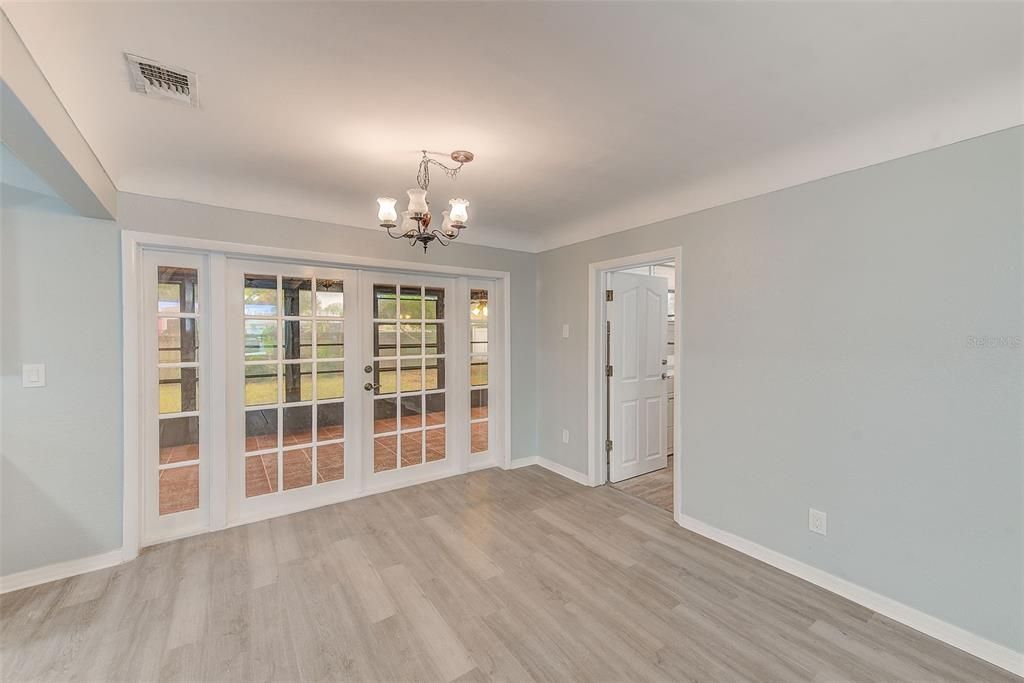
left=142, top=249, right=211, bottom=542
left=364, top=273, right=459, bottom=488
left=219, top=260, right=478, bottom=526
left=226, top=261, right=360, bottom=521
left=139, top=248, right=503, bottom=543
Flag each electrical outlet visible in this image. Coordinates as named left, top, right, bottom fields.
left=809, top=508, right=827, bottom=536
left=561, top=429, right=570, bottom=444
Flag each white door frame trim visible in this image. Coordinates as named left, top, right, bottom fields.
left=586, top=247, right=682, bottom=509
left=122, top=230, right=513, bottom=562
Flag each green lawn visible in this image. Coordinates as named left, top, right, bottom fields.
left=161, top=363, right=485, bottom=414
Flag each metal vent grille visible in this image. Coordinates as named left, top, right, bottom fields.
left=125, top=53, right=198, bottom=107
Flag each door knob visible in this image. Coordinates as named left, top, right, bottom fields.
left=661, top=372, right=669, bottom=380
left=363, top=382, right=380, bottom=392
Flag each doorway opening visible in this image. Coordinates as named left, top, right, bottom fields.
left=587, top=248, right=681, bottom=517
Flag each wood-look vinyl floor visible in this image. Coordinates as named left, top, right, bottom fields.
left=1, top=466, right=1017, bottom=683
left=610, top=456, right=674, bottom=512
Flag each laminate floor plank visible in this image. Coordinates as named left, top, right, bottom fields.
left=2, top=465, right=1017, bottom=683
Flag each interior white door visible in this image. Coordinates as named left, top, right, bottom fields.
left=607, top=271, right=669, bottom=483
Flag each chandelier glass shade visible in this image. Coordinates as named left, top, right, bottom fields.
left=376, top=150, right=474, bottom=252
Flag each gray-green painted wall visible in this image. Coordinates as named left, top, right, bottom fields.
left=536, top=127, right=1023, bottom=651
left=1, top=187, right=123, bottom=575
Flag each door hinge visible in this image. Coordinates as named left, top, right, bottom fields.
left=605, top=439, right=613, bottom=452
left=605, top=289, right=614, bottom=302
left=605, top=364, right=613, bottom=377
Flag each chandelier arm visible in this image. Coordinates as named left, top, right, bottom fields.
left=385, top=225, right=412, bottom=240
left=429, top=230, right=456, bottom=247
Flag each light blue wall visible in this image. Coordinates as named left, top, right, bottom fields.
left=535, top=127, right=1024, bottom=651
left=1, top=184, right=124, bottom=575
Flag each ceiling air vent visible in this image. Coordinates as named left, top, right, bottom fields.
left=125, top=53, right=198, bottom=107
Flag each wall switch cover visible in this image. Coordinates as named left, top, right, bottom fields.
left=809, top=508, right=827, bottom=536
left=561, top=429, right=570, bottom=444
left=22, top=364, right=46, bottom=388
left=561, top=324, right=570, bottom=339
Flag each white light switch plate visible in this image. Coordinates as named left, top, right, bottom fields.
left=809, top=508, right=827, bottom=536
left=561, top=324, right=570, bottom=339
left=22, top=364, right=46, bottom=388
left=561, top=429, right=570, bottom=444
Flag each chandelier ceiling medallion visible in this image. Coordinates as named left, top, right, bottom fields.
left=376, top=149, right=474, bottom=252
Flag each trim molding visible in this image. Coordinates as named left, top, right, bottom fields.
left=677, top=514, right=1024, bottom=677
left=510, top=456, right=592, bottom=487
left=0, top=549, right=124, bottom=594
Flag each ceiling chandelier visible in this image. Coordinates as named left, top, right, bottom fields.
left=376, top=149, right=474, bottom=252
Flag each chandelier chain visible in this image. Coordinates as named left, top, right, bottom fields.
left=415, top=150, right=465, bottom=191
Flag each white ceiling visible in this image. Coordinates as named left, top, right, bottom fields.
left=3, top=1, right=1021, bottom=252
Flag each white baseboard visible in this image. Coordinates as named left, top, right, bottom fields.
left=678, top=514, right=1024, bottom=677
left=510, top=455, right=593, bottom=486
left=0, top=548, right=125, bottom=594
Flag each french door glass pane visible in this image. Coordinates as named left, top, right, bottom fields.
left=425, top=393, right=446, bottom=426
left=374, top=285, right=397, bottom=318
left=426, top=427, right=446, bottom=462
left=471, top=357, right=488, bottom=386
left=283, top=362, right=313, bottom=402
left=243, top=272, right=347, bottom=498
left=245, top=364, right=278, bottom=405
left=244, top=275, right=278, bottom=316
left=399, top=287, right=423, bottom=319
left=159, top=318, right=199, bottom=363
left=424, top=288, right=445, bottom=319
left=471, top=389, right=488, bottom=420
left=160, top=465, right=199, bottom=515
left=374, top=324, right=397, bottom=357
left=374, top=435, right=398, bottom=473
left=317, top=443, right=345, bottom=482
left=283, top=448, right=313, bottom=490
left=159, top=416, right=199, bottom=465
left=245, top=408, right=278, bottom=452
left=317, top=362, right=344, bottom=399
left=471, top=422, right=488, bottom=454
left=316, top=321, right=344, bottom=359
left=315, top=279, right=344, bottom=317
left=244, top=320, right=277, bottom=361
left=284, top=320, right=312, bottom=360
left=282, top=277, right=313, bottom=316
left=317, top=402, right=345, bottom=441
left=283, top=405, right=313, bottom=446
left=246, top=454, right=278, bottom=497
left=158, top=267, right=199, bottom=314
left=159, top=367, right=199, bottom=414
left=425, top=358, right=445, bottom=390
